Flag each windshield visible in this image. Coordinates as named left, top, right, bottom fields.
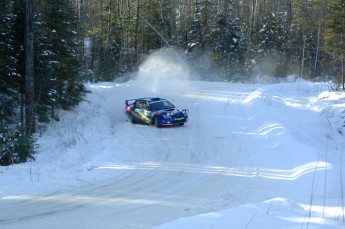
left=150, top=100, right=175, bottom=111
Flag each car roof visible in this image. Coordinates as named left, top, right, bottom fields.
left=138, top=98, right=167, bottom=103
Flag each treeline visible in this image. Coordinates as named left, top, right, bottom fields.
left=1, top=0, right=87, bottom=165
left=1, top=0, right=344, bottom=165
left=77, top=0, right=344, bottom=85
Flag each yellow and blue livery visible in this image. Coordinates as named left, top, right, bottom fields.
left=125, top=98, right=188, bottom=127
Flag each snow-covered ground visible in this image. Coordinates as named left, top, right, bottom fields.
left=1, top=51, right=345, bottom=229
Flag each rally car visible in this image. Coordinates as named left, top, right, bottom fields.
left=125, top=97, right=188, bottom=127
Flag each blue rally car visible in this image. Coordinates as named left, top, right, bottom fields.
left=125, top=98, right=188, bottom=127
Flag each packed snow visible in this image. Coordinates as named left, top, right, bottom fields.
left=1, top=50, right=345, bottom=229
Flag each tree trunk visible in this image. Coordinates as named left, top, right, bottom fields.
left=99, top=0, right=104, bottom=68
left=314, top=24, right=321, bottom=78
left=24, top=0, right=35, bottom=134
left=300, top=35, right=306, bottom=78
left=282, top=0, right=292, bottom=77
left=104, top=0, right=113, bottom=68
left=135, top=0, right=140, bottom=62
left=250, top=0, right=257, bottom=39
left=341, top=52, right=345, bottom=90
left=340, top=4, right=345, bottom=90
left=127, top=0, right=131, bottom=65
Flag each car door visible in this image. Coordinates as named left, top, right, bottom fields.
left=134, top=100, right=151, bottom=124
left=142, top=101, right=153, bottom=123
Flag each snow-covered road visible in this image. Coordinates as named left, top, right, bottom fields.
left=1, top=79, right=344, bottom=229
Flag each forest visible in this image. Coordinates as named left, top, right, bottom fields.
left=1, top=0, right=345, bottom=165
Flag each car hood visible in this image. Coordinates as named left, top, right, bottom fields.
left=157, top=108, right=184, bottom=115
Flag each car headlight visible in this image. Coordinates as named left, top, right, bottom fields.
left=163, top=112, right=171, bottom=118
left=182, top=109, right=189, bottom=115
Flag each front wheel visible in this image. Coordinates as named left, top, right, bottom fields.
left=154, top=117, right=161, bottom=128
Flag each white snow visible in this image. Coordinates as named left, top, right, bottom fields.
left=1, top=51, right=345, bottom=229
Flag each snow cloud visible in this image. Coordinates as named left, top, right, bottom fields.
left=133, top=48, right=193, bottom=94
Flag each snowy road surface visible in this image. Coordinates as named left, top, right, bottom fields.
left=1, top=79, right=344, bottom=229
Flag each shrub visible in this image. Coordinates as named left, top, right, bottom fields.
left=0, top=125, right=35, bottom=166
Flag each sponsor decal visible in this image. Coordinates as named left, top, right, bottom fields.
left=174, top=117, right=184, bottom=121
left=134, top=109, right=150, bottom=122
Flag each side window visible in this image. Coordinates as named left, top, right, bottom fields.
left=136, top=101, right=143, bottom=109
left=136, top=101, right=148, bottom=110
left=142, top=102, right=149, bottom=111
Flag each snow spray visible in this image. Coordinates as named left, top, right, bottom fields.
left=133, top=14, right=195, bottom=94
left=134, top=48, right=192, bottom=94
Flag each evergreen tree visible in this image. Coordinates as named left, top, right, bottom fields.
left=184, top=0, right=207, bottom=78
left=324, top=0, right=345, bottom=89
left=211, top=15, right=245, bottom=81
left=251, top=12, right=287, bottom=78
left=186, top=0, right=202, bottom=53
left=35, top=0, right=87, bottom=121
left=0, top=0, right=35, bottom=166
left=0, top=1, right=16, bottom=125
left=0, top=125, right=35, bottom=166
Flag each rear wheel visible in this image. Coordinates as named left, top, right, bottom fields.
left=128, top=113, right=136, bottom=123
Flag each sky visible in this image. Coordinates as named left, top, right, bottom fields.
left=0, top=49, right=345, bottom=229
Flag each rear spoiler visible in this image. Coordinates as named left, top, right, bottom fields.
left=125, top=99, right=136, bottom=106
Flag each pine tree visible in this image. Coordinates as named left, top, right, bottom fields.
left=250, top=11, right=288, bottom=78
left=210, top=14, right=245, bottom=81
left=324, top=0, right=345, bottom=89
left=0, top=0, right=35, bottom=166
left=0, top=1, right=16, bottom=125
left=36, top=0, right=87, bottom=120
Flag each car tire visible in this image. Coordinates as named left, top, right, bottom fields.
left=128, top=113, right=136, bottom=123
left=154, top=117, right=161, bottom=128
